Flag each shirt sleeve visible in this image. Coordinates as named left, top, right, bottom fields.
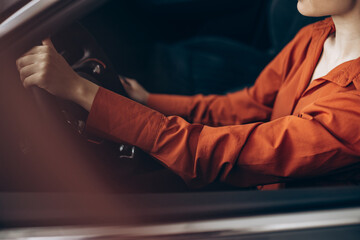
left=86, top=87, right=360, bottom=188
left=147, top=89, right=273, bottom=126
left=146, top=26, right=304, bottom=126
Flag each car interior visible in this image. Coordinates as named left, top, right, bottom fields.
left=0, top=0, right=360, bottom=239
left=0, top=0, right=328, bottom=194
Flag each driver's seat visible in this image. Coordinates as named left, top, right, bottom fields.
left=149, top=0, right=324, bottom=95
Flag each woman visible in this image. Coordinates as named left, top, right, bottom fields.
left=16, top=0, right=360, bottom=189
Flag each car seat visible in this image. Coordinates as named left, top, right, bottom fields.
left=149, top=0, right=324, bottom=95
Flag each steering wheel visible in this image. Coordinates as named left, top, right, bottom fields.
left=30, top=22, right=187, bottom=192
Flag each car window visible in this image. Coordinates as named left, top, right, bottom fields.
left=0, top=1, right=360, bottom=239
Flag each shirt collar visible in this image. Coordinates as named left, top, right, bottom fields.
left=313, top=17, right=360, bottom=89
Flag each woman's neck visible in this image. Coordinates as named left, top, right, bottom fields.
left=331, top=6, right=360, bottom=60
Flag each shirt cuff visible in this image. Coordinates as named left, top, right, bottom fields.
left=86, top=87, right=165, bottom=152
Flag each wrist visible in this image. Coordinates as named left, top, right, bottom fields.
left=72, top=77, right=100, bottom=111
left=142, top=91, right=150, bottom=105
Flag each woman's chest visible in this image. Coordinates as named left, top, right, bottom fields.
left=270, top=67, right=354, bottom=120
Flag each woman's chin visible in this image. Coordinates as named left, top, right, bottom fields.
left=297, top=0, right=356, bottom=17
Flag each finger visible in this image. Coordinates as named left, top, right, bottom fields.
left=119, top=76, right=125, bottom=85
left=23, top=46, right=49, bottom=56
left=16, top=54, right=39, bottom=70
left=125, top=78, right=136, bottom=84
left=122, top=83, right=132, bottom=93
left=119, top=76, right=130, bottom=86
left=125, top=78, right=140, bottom=88
left=42, top=38, right=56, bottom=49
left=19, top=63, right=39, bottom=82
left=120, top=80, right=133, bottom=94
left=17, top=52, right=49, bottom=70
left=23, top=72, right=42, bottom=88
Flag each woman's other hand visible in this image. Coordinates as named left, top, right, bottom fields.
left=16, top=39, right=99, bottom=111
left=119, top=76, right=149, bottom=105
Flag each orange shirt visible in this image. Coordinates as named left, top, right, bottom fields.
left=86, top=18, right=360, bottom=189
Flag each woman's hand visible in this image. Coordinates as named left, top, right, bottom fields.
left=120, top=76, right=149, bottom=105
left=16, top=39, right=99, bottom=111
